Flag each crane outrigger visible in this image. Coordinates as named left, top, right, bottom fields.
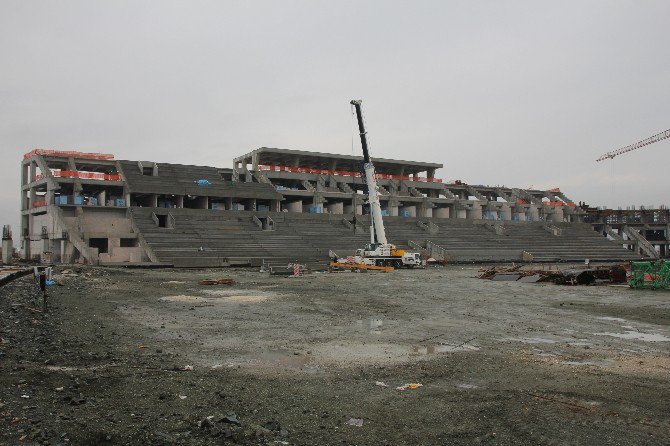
left=330, top=100, right=422, bottom=270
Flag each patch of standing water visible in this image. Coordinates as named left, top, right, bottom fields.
left=503, top=337, right=560, bottom=344
left=413, top=343, right=480, bottom=354
left=356, top=318, right=384, bottom=334
left=596, top=316, right=628, bottom=323
left=593, top=331, right=670, bottom=342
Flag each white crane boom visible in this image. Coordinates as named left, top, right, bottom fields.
left=596, top=128, right=670, bottom=161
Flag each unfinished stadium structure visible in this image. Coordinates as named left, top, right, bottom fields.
left=20, top=148, right=660, bottom=267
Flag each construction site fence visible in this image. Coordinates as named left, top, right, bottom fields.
left=35, top=169, right=122, bottom=182
left=257, top=165, right=443, bottom=183
left=24, top=149, right=114, bottom=160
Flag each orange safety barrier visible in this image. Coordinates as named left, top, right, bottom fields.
left=45, top=169, right=121, bottom=181
left=548, top=187, right=561, bottom=193
left=516, top=199, right=528, bottom=204
left=23, top=149, right=114, bottom=160
left=31, top=199, right=47, bottom=208
left=257, top=165, right=442, bottom=183
left=546, top=201, right=566, bottom=206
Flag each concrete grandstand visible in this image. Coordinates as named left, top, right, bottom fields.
left=21, top=148, right=656, bottom=267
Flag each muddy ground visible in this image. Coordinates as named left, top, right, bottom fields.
left=0, top=265, right=668, bottom=445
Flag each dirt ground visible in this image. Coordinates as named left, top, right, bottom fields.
left=1, top=265, right=669, bottom=445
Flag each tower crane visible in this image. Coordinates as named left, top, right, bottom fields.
left=596, top=128, right=670, bottom=161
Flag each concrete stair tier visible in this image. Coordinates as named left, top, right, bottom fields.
left=130, top=208, right=372, bottom=269
left=130, top=209, right=644, bottom=268
left=119, top=160, right=281, bottom=199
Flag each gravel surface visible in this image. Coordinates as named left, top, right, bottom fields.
left=0, top=265, right=668, bottom=445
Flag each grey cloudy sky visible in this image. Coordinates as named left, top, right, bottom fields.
left=1, top=0, right=669, bottom=233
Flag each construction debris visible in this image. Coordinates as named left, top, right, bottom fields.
left=200, top=278, right=235, bottom=285
left=629, top=260, right=670, bottom=289
left=478, top=264, right=629, bottom=286
left=396, top=383, right=423, bottom=391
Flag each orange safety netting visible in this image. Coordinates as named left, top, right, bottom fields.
left=257, top=165, right=443, bottom=183
left=36, top=169, right=121, bottom=181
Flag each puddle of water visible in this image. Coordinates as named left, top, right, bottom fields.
left=593, top=331, right=670, bottom=342
left=160, top=292, right=270, bottom=304
left=208, top=349, right=311, bottom=370
left=561, top=360, right=599, bottom=366
left=504, top=337, right=559, bottom=344
left=356, top=318, right=384, bottom=334
left=413, top=343, right=480, bottom=354
left=160, top=295, right=206, bottom=303
left=596, top=316, right=628, bottom=323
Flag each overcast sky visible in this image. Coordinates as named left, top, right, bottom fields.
left=1, top=0, right=669, bottom=234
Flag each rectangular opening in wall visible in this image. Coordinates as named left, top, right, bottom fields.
left=156, top=214, right=167, bottom=228
left=89, top=238, right=108, bottom=253
left=120, top=238, right=139, bottom=247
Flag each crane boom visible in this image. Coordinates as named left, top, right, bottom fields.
left=596, top=128, right=670, bottom=161
left=330, top=100, right=422, bottom=269
left=350, top=99, right=387, bottom=246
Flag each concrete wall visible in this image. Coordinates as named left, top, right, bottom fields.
left=78, top=208, right=132, bottom=234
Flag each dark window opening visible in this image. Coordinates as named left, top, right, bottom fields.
left=142, top=167, right=154, bottom=176
left=157, top=214, right=168, bottom=228
left=89, top=238, right=108, bottom=253
left=120, top=238, right=139, bottom=247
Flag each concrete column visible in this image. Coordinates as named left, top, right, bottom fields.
left=225, top=197, right=232, bottom=210
left=500, top=204, right=512, bottom=221
left=2, top=239, right=13, bottom=264
left=150, top=194, right=158, bottom=208
left=424, top=207, right=433, bottom=218
left=389, top=204, right=398, bottom=216
left=467, top=205, right=483, bottom=220
left=29, top=162, right=37, bottom=183
left=177, top=195, right=184, bottom=208
left=326, top=202, right=343, bottom=214
left=551, top=207, right=564, bottom=222
left=401, top=205, right=417, bottom=217
left=97, top=190, right=106, bottom=207
left=251, top=153, right=259, bottom=171
left=528, top=206, right=540, bottom=221
left=434, top=207, right=450, bottom=218
left=286, top=201, right=302, bottom=213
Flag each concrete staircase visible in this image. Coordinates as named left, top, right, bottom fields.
left=129, top=209, right=643, bottom=267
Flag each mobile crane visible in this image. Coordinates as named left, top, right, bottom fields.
left=332, top=100, right=422, bottom=269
